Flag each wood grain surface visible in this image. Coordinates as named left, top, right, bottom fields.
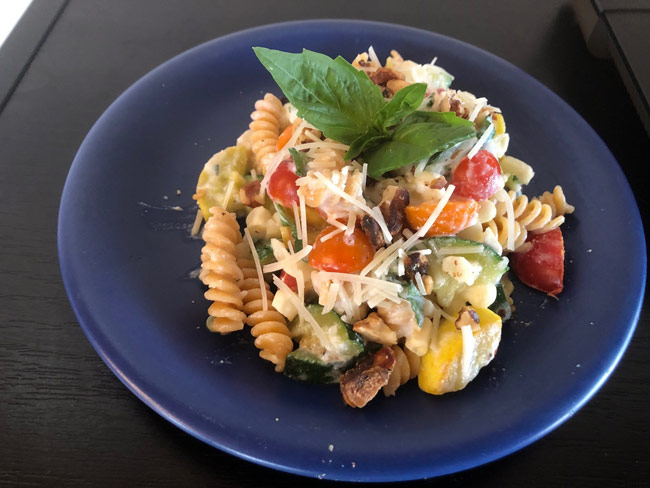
left=0, top=0, right=648, bottom=486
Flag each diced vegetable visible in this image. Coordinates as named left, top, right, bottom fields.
left=418, top=308, right=501, bottom=395
left=195, top=145, right=248, bottom=219
left=285, top=305, right=365, bottom=384
left=488, top=283, right=512, bottom=321
left=426, top=236, right=509, bottom=307
left=277, top=125, right=293, bottom=150
left=511, top=228, right=564, bottom=296
left=405, top=199, right=479, bottom=237
left=309, top=226, right=375, bottom=273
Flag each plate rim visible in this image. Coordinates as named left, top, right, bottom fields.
left=58, top=18, right=647, bottom=481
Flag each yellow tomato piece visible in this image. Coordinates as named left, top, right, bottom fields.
left=493, top=113, right=506, bottom=136
left=418, top=308, right=501, bottom=395
left=194, top=145, right=248, bottom=220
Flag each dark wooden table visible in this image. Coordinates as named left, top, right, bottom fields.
left=1, top=1, right=648, bottom=486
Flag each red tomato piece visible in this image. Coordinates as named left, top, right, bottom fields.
left=280, top=270, right=298, bottom=292
left=511, top=228, right=565, bottom=296
left=309, top=226, right=375, bottom=273
left=451, top=149, right=502, bottom=200
left=267, top=160, right=299, bottom=207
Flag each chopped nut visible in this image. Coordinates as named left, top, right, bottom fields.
left=380, top=187, right=410, bottom=237
left=360, top=215, right=385, bottom=250
left=404, top=252, right=429, bottom=282
left=239, top=180, right=264, bottom=207
left=386, top=79, right=410, bottom=95
left=369, top=67, right=405, bottom=86
left=340, top=347, right=395, bottom=408
left=353, top=313, right=397, bottom=345
left=455, top=306, right=480, bottom=332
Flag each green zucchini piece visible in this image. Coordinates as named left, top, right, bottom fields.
left=284, top=349, right=341, bottom=384
left=425, top=236, right=509, bottom=307
left=285, top=305, right=365, bottom=384
left=489, top=283, right=512, bottom=321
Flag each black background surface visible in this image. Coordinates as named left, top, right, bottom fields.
left=1, top=1, right=648, bottom=486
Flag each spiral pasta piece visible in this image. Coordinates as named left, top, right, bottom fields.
left=484, top=216, right=529, bottom=252
left=235, top=242, right=293, bottom=372
left=383, top=345, right=420, bottom=397
left=199, top=207, right=246, bottom=334
left=539, top=185, right=575, bottom=218
left=249, top=93, right=284, bottom=174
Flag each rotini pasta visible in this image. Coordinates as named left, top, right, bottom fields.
left=539, top=185, right=575, bottom=219
left=199, top=207, right=246, bottom=334
left=236, top=241, right=293, bottom=372
left=249, top=93, right=284, bottom=174
left=383, top=345, right=420, bottom=396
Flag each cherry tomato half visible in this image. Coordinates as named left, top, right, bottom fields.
left=309, top=226, right=375, bottom=273
left=511, top=228, right=564, bottom=296
left=405, top=199, right=479, bottom=236
left=267, top=160, right=299, bottom=207
left=451, top=149, right=502, bottom=200
left=279, top=270, right=298, bottom=292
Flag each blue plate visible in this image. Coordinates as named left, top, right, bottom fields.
left=58, top=20, right=646, bottom=481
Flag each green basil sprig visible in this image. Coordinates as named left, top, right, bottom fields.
left=253, top=47, right=476, bottom=179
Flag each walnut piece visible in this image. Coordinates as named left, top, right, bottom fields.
left=368, top=67, right=405, bottom=86
left=404, top=252, right=429, bottom=282
left=360, top=214, right=385, bottom=250
left=379, top=186, right=410, bottom=237
left=340, top=347, right=396, bottom=408
left=353, top=313, right=397, bottom=345
left=455, top=306, right=480, bottom=332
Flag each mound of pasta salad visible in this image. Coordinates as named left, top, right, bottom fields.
left=192, top=47, right=574, bottom=408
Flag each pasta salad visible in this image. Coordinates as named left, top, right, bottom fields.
left=193, top=47, right=574, bottom=408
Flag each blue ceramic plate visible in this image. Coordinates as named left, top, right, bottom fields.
left=58, top=20, right=646, bottom=481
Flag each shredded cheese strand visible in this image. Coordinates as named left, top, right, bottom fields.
left=263, top=245, right=312, bottom=273
left=244, top=228, right=268, bottom=311
left=273, top=275, right=331, bottom=348
left=468, top=123, right=494, bottom=160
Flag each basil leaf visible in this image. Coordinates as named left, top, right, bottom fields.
left=254, top=240, right=275, bottom=266
left=345, top=128, right=388, bottom=160
left=372, top=83, right=427, bottom=130
left=365, top=112, right=475, bottom=178
left=289, top=148, right=308, bottom=177
left=253, top=47, right=384, bottom=145
left=273, top=202, right=302, bottom=251
left=400, top=282, right=425, bottom=327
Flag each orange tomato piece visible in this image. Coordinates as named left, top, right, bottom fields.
left=277, top=125, right=293, bottom=150
left=309, top=226, right=375, bottom=273
left=405, top=199, right=479, bottom=237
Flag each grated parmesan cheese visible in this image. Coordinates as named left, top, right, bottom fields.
left=244, top=228, right=268, bottom=311
left=299, top=194, right=308, bottom=246
left=292, top=203, right=302, bottom=240
left=222, top=179, right=235, bottom=208
left=460, top=324, right=475, bottom=385
left=495, top=189, right=515, bottom=251
left=467, top=123, right=494, bottom=160
left=273, top=275, right=331, bottom=348
left=263, top=244, right=312, bottom=273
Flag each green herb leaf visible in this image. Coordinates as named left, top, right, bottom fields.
left=254, top=240, right=275, bottom=266
left=365, top=111, right=475, bottom=178
left=345, top=128, right=388, bottom=160
left=273, top=202, right=302, bottom=251
left=372, top=83, right=427, bottom=130
left=253, top=47, right=384, bottom=145
left=400, top=282, right=425, bottom=327
left=289, top=148, right=308, bottom=177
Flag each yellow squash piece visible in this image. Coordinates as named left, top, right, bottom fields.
left=493, top=113, right=506, bottom=136
left=194, top=145, right=248, bottom=219
left=418, top=308, right=502, bottom=395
